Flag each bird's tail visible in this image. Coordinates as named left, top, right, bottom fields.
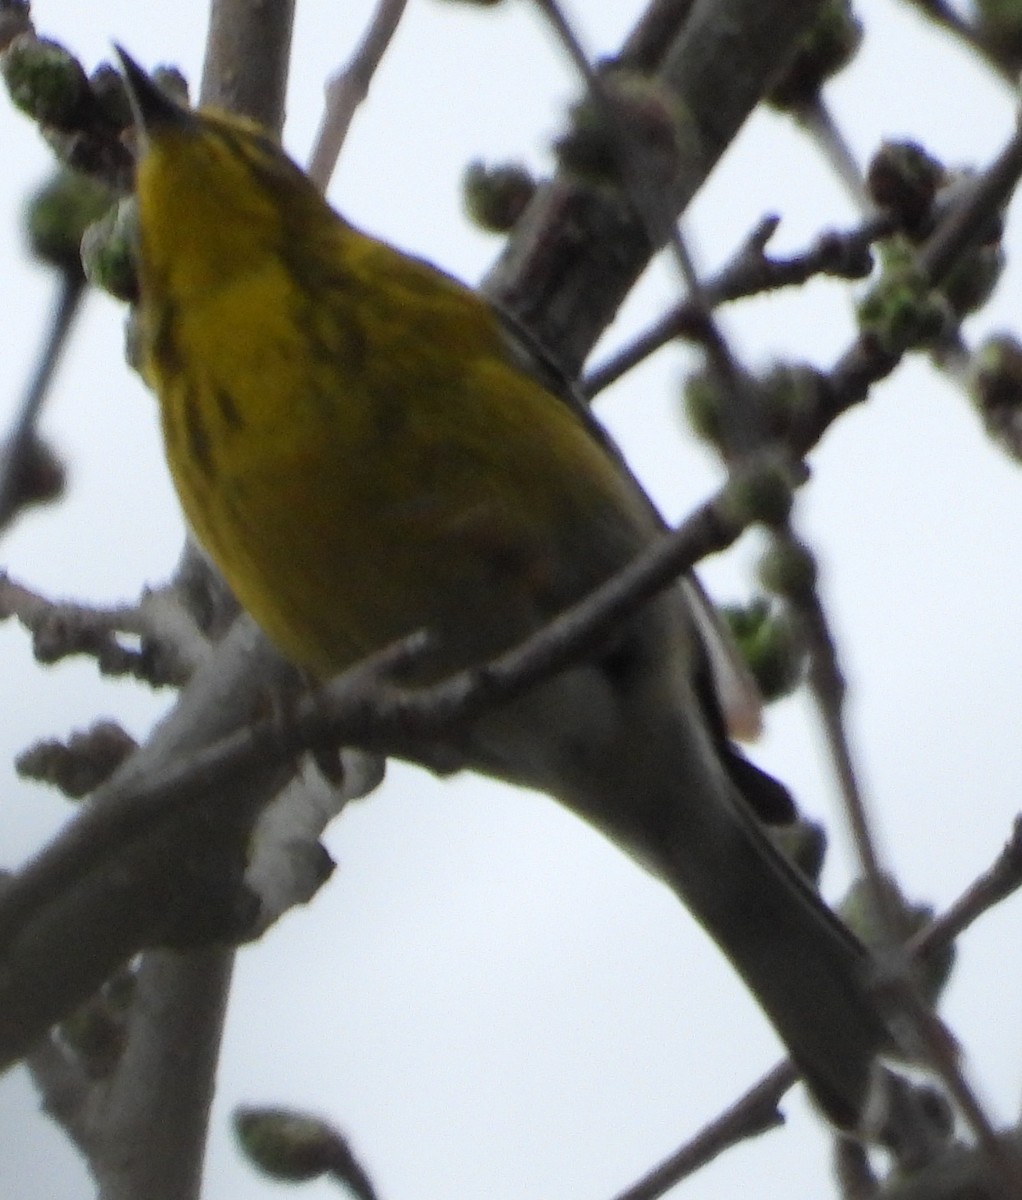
left=466, top=605, right=891, bottom=1129
left=588, top=700, right=891, bottom=1129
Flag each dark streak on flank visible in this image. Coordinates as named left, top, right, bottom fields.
left=152, top=304, right=181, bottom=377
left=182, top=388, right=214, bottom=478
left=215, top=387, right=243, bottom=431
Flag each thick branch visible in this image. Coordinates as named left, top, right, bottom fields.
left=199, top=0, right=295, bottom=130
left=484, top=0, right=829, bottom=375
left=0, top=476, right=747, bottom=1068
left=88, top=951, right=234, bottom=1200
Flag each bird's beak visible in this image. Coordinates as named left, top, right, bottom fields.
left=113, top=44, right=192, bottom=139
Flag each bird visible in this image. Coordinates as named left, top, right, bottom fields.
left=116, top=45, right=891, bottom=1129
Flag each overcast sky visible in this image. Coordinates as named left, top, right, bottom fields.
left=1, top=1, right=1021, bottom=1198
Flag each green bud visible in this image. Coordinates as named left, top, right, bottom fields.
left=462, top=160, right=536, bottom=233
left=941, top=240, right=1004, bottom=319
left=856, top=249, right=951, bottom=354
left=724, top=461, right=795, bottom=530
left=81, top=196, right=138, bottom=302
left=967, top=333, right=1022, bottom=462
left=2, top=32, right=91, bottom=129
left=866, top=140, right=945, bottom=234
left=722, top=597, right=805, bottom=701
left=0, top=434, right=65, bottom=518
left=25, top=168, right=113, bottom=277
left=759, top=362, right=826, bottom=441
left=88, top=62, right=133, bottom=130
left=235, top=1108, right=338, bottom=1182
left=768, top=0, right=863, bottom=109
left=721, top=596, right=770, bottom=643
left=838, top=876, right=955, bottom=1006
left=758, top=536, right=817, bottom=599
left=555, top=72, right=692, bottom=189
left=555, top=106, right=617, bottom=183
left=152, top=64, right=190, bottom=106
left=235, top=1106, right=377, bottom=1200
left=682, top=367, right=725, bottom=447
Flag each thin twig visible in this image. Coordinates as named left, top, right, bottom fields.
left=0, top=572, right=211, bottom=684
left=796, top=573, right=1012, bottom=1192
left=607, top=815, right=1022, bottom=1200
left=306, top=0, right=409, bottom=191
left=584, top=211, right=891, bottom=397
left=905, top=0, right=1018, bottom=84
left=537, top=8, right=992, bottom=1161
left=797, top=586, right=891, bottom=927
left=793, top=93, right=872, bottom=214
left=886, top=985, right=1021, bottom=1194
left=610, top=1062, right=793, bottom=1200
left=918, top=127, right=1022, bottom=284
left=14, top=470, right=748, bottom=864
left=908, top=817, right=1022, bottom=958
left=0, top=273, right=84, bottom=532
left=0, top=468, right=756, bottom=1068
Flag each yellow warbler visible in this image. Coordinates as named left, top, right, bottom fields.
left=117, top=48, right=889, bottom=1127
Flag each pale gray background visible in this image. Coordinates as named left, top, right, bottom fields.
left=0, top=1, right=1020, bottom=1197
